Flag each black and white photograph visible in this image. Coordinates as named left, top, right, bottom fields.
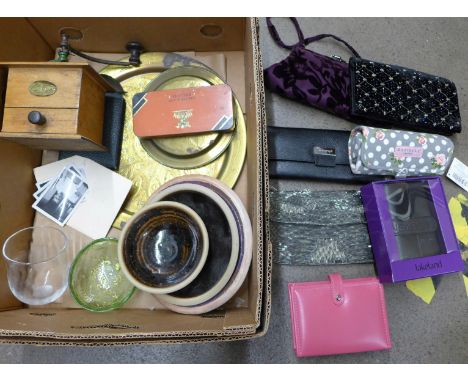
left=35, top=179, right=51, bottom=190
left=33, top=180, right=51, bottom=199
left=33, top=166, right=89, bottom=226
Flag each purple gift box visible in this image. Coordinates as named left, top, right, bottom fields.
left=361, top=176, right=463, bottom=283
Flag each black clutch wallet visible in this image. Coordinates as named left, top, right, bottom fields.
left=59, top=92, right=126, bottom=170
left=349, top=57, right=462, bottom=135
left=267, top=126, right=378, bottom=183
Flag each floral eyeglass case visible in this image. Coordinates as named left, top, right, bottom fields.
left=348, top=126, right=454, bottom=177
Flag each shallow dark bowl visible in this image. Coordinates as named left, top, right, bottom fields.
left=118, top=201, right=208, bottom=294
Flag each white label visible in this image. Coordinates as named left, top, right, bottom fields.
left=447, top=158, right=468, bottom=193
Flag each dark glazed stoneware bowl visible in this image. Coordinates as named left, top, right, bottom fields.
left=146, top=183, right=239, bottom=307
left=118, top=201, right=209, bottom=294
left=145, top=175, right=253, bottom=315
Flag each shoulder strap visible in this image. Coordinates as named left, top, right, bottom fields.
left=266, top=17, right=360, bottom=58
left=304, top=34, right=360, bottom=58
left=266, top=17, right=305, bottom=49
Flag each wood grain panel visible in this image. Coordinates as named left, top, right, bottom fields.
left=76, top=70, right=106, bottom=144
left=0, top=133, right=105, bottom=151
left=4, top=67, right=82, bottom=109
left=2, top=108, right=79, bottom=134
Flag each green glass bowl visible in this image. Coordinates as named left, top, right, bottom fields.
left=69, top=238, right=135, bottom=312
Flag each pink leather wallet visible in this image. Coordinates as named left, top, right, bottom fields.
left=288, top=273, right=392, bottom=357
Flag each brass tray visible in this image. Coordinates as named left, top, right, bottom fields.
left=140, top=66, right=237, bottom=169
left=100, top=53, right=247, bottom=229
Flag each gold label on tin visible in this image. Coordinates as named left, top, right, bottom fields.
left=173, top=109, right=193, bottom=129
left=29, top=80, right=57, bottom=97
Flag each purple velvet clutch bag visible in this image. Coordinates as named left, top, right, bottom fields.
left=264, top=18, right=360, bottom=118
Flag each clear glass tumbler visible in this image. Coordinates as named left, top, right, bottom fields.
left=2, top=226, right=69, bottom=305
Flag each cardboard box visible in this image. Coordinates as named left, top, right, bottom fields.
left=0, top=17, right=271, bottom=345
left=361, top=177, right=463, bottom=283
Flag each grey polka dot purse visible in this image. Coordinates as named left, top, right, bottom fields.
left=348, top=126, right=454, bottom=177
left=349, top=58, right=462, bottom=135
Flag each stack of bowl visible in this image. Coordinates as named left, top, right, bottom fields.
left=118, top=175, right=252, bottom=314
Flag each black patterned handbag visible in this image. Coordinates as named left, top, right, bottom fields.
left=349, top=57, right=462, bottom=135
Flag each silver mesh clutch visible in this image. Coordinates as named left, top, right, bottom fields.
left=270, top=189, right=373, bottom=265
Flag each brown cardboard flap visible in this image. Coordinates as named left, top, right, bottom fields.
left=0, top=332, right=259, bottom=346
left=0, top=140, right=42, bottom=310
left=244, top=19, right=265, bottom=328
left=225, top=51, right=246, bottom=112
left=27, top=18, right=246, bottom=53
left=0, top=19, right=54, bottom=61
left=253, top=17, right=272, bottom=335
left=222, top=307, right=255, bottom=330
left=0, top=308, right=255, bottom=339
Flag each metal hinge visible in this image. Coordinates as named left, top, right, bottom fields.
left=330, top=55, right=345, bottom=62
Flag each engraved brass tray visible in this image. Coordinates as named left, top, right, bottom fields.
left=100, top=53, right=246, bottom=229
